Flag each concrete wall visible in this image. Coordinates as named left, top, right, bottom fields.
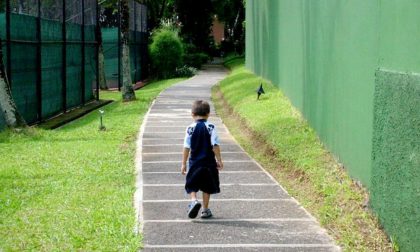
left=246, top=0, right=420, bottom=251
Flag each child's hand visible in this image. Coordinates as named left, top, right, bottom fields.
left=181, top=164, right=187, bottom=175
left=217, top=160, right=224, bottom=170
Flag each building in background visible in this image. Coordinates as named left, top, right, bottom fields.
left=211, top=15, right=224, bottom=45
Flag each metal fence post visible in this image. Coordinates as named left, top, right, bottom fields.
left=62, top=0, right=67, bottom=112
left=36, top=0, right=42, bottom=121
left=117, top=0, right=121, bottom=91
left=133, top=2, right=137, bottom=82
left=95, top=0, right=100, bottom=100
left=5, top=0, right=11, bottom=89
left=81, top=0, right=86, bottom=105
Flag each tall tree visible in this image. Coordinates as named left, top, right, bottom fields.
left=100, top=0, right=135, bottom=98
left=97, top=25, right=108, bottom=90
left=120, top=0, right=135, bottom=101
left=0, top=39, right=26, bottom=128
left=99, top=0, right=121, bottom=90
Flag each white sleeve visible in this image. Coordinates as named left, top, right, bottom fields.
left=183, top=125, right=194, bottom=149
left=211, top=126, right=220, bottom=146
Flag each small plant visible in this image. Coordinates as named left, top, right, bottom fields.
left=149, top=28, right=184, bottom=79
left=390, top=236, right=400, bottom=252
left=175, top=65, right=197, bottom=77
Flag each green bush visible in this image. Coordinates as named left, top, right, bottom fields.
left=183, top=52, right=209, bottom=69
left=149, top=28, right=184, bottom=79
left=175, top=65, right=197, bottom=77
left=181, top=42, right=210, bottom=69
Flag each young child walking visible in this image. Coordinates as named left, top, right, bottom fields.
left=181, top=100, right=223, bottom=219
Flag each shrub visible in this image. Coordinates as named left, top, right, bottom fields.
left=149, top=28, right=184, bottom=79
left=183, top=52, right=209, bottom=69
left=181, top=42, right=210, bottom=69
left=175, top=65, right=197, bottom=77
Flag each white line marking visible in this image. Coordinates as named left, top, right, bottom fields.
left=143, top=244, right=339, bottom=249
left=145, top=126, right=224, bottom=128
left=147, top=118, right=217, bottom=120
left=142, top=138, right=185, bottom=140
left=142, top=183, right=278, bottom=187
left=142, top=171, right=263, bottom=174
left=143, top=218, right=314, bottom=223
left=142, top=144, right=238, bottom=147
left=143, top=160, right=253, bottom=164
left=144, top=126, right=187, bottom=128
left=143, top=198, right=292, bottom=203
left=142, top=138, right=235, bottom=141
left=143, top=152, right=243, bottom=155
left=143, top=131, right=229, bottom=134
left=147, top=116, right=195, bottom=118
left=143, top=144, right=184, bottom=146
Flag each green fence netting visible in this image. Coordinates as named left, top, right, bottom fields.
left=102, top=28, right=146, bottom=85
left=0, top=0, right=98, bottom=128
left=101, top=1, right=148, bottom=89
left=41, top=18, right=63, bottom=119
left=102, top=27, right=118, bottom=85
left=10, top=13, right=39, bottom=124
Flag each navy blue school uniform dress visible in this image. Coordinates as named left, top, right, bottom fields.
left=184, top=119, right=220, bottom=194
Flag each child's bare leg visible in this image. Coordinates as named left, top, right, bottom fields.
left=190, top=192, right=197, bottom=201
left=203, top=192, right=210, bottom=209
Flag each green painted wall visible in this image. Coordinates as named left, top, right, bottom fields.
left=246, top=0, right=420, bottom=250
left=372, top=70, right=420, bottom=251
left=246, top=0, right=379, bottom=185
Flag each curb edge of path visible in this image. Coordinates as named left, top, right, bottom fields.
left=134, top=99, right=155, bottom=235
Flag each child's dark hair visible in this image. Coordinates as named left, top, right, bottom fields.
left=191, top=100, right=210, bottom=116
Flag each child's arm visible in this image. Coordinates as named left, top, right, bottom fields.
left=181, top=148, right=190, bottom=175
left=213, top=145, right=223, bottom=170
left=209, top=123, right=223, bottom=170
left=182, top=124, right=193, bottom=175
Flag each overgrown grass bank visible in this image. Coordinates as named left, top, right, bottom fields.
left=213, top=58, right=393, bottom=251
left=0, top=78, right=185, bottom=251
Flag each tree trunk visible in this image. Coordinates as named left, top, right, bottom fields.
left=98, top=45, right=108, bottom=90
left=0, top=39, right=27, bottom=128
left=120, top=0, right=136, bottom=101
left=96, top=22, right=108, bottom=90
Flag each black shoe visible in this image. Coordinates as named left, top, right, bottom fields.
left=187, top=200, right=201, bottom=218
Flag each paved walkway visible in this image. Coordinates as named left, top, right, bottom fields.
left=135, top=66, right=340, bottom=252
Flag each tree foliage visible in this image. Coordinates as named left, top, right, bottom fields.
left=149, top=28, right=183, bottom=79
left=138, top=0, right=175, bottom=32
left=212, top=0, right=245, bottom=54
left=212, top=0, right=245, bottom=40
left=174, top=0, right=213, bottom=53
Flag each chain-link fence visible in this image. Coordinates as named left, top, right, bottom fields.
left=101, top=0, right=148, bottom=89
left=0, top=0, right=99, bottom=125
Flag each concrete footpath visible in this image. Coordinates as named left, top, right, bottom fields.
left=135, top=66, right=341, bottom=252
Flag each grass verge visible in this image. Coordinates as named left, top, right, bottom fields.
left=212, top=58, right=393, bottom=252
left=0, top=78, right=185, bottom=251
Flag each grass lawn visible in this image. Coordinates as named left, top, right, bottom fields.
left=213, top=58, right=393, bottom=251
left=0, top=78, right=185, bottom=251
